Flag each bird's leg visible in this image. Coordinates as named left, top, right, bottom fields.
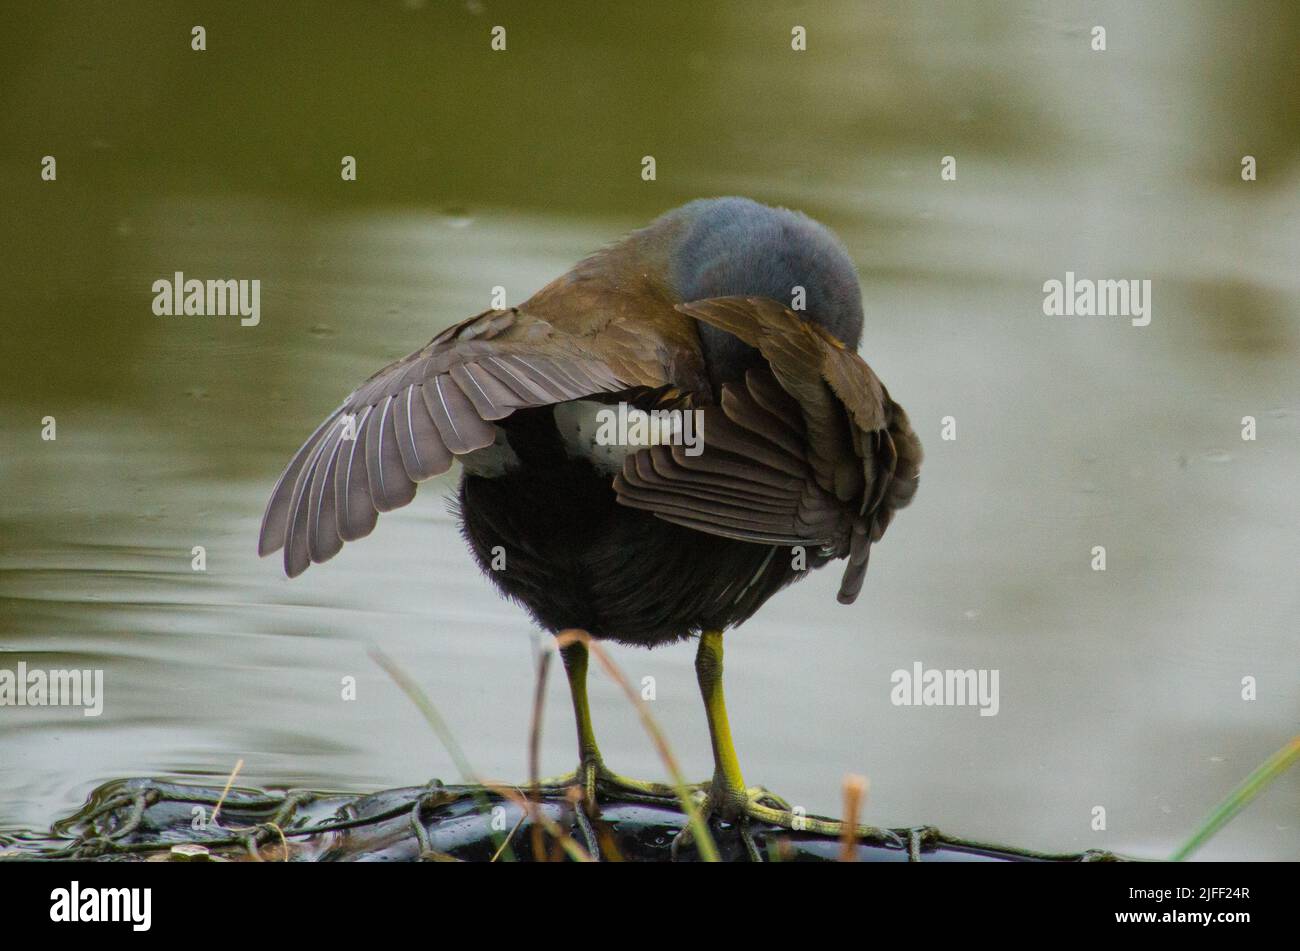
left=561, top=638, right=604, bottom=807
left=536, top=639, right=680, bottom=810
left=671, top=628, right=765, bottom=859
left=696, top=628, right=749, bottom=814
left=672, top=629, right=891, bottom=861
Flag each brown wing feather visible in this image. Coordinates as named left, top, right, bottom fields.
left=259, top=306, right=671, bottom=576
left=614, top=369, right=850, bottom=549
left=666, top=296, right=922, bottom=604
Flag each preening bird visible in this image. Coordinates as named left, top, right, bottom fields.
left=258, top=197, right=922, bottom=858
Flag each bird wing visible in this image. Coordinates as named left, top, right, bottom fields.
left=614, top=296, right=922, bottom=604
left=258, top=306, right=672, bottom=577
left=613, top=369, right=849, bottom=546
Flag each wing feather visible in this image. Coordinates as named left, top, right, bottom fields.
left=613, top=296, right=923, bottom=603
left=259, top=307, right=665, bottom=575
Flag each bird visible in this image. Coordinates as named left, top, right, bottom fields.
left=257, top=197, right=922, bottom=859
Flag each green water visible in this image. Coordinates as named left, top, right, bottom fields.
left=1, top=1, right=1297, bottom=857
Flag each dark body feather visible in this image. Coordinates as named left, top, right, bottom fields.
left=457, top=405, right=834, bottom=647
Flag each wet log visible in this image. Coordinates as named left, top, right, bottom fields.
left=14, top=778, right=1127, bottom=863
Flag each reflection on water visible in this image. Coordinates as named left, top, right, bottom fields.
left=1, top=1, right=1297, bottom=857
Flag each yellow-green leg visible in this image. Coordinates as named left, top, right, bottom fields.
left=673, top=629, right=890, bottom=861
left=561, top=638, right=602, bottom=805
left=672, top=628, right=766, bottom=859
left=696, top=628, right=749, bottom=815
left=537, top=640, right=681, bottom=807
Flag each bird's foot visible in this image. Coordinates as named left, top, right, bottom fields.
left=536, top=756, right=684, bottom=810
left=533, top=756, right=687, bottom=860
left=669, top=781, right=781, bottom=862
left=671, top=782, right=896, bottom=861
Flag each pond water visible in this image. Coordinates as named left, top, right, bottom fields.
left=1, top=1, right=1296, bottom=858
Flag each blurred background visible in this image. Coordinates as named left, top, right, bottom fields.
left=0, top=0, right=1296, bottom=858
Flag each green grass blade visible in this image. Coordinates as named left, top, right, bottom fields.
left=1171, top=735, right=1300, bottom=861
